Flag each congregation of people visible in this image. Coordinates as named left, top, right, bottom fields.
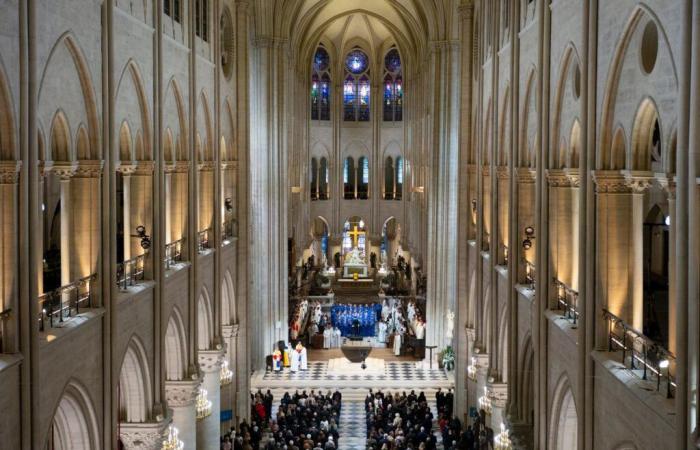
left=330, top=303, right=382, bottom=336
left=265, top=390, right=343, bottom=450
left=365, top=389, right=438, bottom=449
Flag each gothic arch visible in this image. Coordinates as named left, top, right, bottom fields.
left=115, top=59, right=152, bottom=161
left=222, top=270, right=236, bottom=326
left=519, top=334, right=534, bottom=424
left=483, top=97, right=492, bottom=165
left=39, top=33, right=100, bottom=160
left=498, top=85, right=510, bottom=167
left=551, top=43, right=581, bottom=169
left=165, top=307, right=188, bottom=381
left=119, top=121, right=132, bottom=162
left=610, top=125, right=627, bottom=170
left=520, top=67, right=537, bottom=167
left=222, top=98, right=235, bottom=161
left=569, top=119, right=581, bottom=169
left=47, top=380, right=100, bottom=450
left=197, top=287, right=214, bottom=350
left=164, top=78, right=188, bottom=161
left=118, top=336, right=153, bottom=423
left=599, top=5, right=678, bottom=170
left=630, top=97, right=660, bottom=171
left=198, top=90, right=214, bottom=161
left=50, top=110, right=71, bottom=162
left=548, top=374, right=578, bottom=450
left=0, top=58, right=16, bottom=160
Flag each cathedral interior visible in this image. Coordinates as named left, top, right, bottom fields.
left=1, top=0, right=700, bottom=449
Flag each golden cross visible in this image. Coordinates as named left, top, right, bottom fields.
left=348, top=225, right=364, bottom=248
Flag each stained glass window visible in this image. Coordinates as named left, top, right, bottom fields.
left=343, top=48, right=371, bottom=122
left=311, top=46, right=331, bottom=121
left=383, top=48, right=403, bottom=122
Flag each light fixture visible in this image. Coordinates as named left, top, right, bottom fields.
left=665, top=215, right=671, bottom=226
left=359, top=219, right=365, bottom=228
left=224, top=197, right=233, bottom=212
left=522, top=226, right=536, bottom=250
left=195, top=387, right=212, bottom=420
left=161, top=425, right=184, bottom=450
left=478, top=386, right=492, bottom=415
left=659, top=359, right=669, bottom=369
left=467, top=357, right=477, bottom=381
left=132, top=225, right=151, bottom=250
left=220, top=360, right=233, bottom=386
left=494, top=423, right=513, bottom=450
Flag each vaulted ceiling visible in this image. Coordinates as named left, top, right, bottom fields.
left=251, top=0, right=462, bottom=72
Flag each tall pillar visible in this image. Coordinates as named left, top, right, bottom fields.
left=56, top=167, right=74, bottom=288
left=164, top=169, right=173, bottom=244
left=118, top=165, right=137, bottom=261
left=71, top=162, right=103, bottom=282
left=196, top=350, right=223, bottom=450
left=425, top=38, right=461, bottom=355
left=164, top=379, right=200, bottom=450
left=220, top=323, right=239, bottom=430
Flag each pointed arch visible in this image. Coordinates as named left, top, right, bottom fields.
left=519, top=334, right=535, bottom=424
left=50, top=111, right=71, bottom=162
left=164, top=78, right=188, bottom=161
left=197, top=287, right=214, bottom=350
left=198, top=90, right=214, bottom=161
left=39, top=33, right=100, bottom=159
left=0, top=58, right=16, bottom=160
left=498, top=85, right=510, bottom=167
left=47, top=380, right=100, bottom=450
left=222, top=270, right=236, bottom=326
left=164, top=128, right=175, bottom=164
left=520, top=67, right=538, bottom=167
left=118, top=336, right=153, bottom=423
left=551, top=43, right=581, bottom=168
left=119, top=121, right=133, bottom=162
left=630, top=97, right=660, bottom=171
left=569, top=119, right=581, bottom=169
left=115, top=59, right=152, bottom=161
left=549, top=374, right=578, bottom=450
left=165, top=307, right=188, bottom=381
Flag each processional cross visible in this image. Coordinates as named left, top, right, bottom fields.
left=348, top=225, right=365, bottom=248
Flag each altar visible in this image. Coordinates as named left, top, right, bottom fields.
left=343, top=263, right=368, bottom=278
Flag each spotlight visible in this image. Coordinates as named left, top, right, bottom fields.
left=522, top=239, right=532, bottom=251
left=224, top=197, right=233, bottom=212
left=522, top=226, right=536, bottom=250
left=659, top=359, right=669, bottom=369
left=132, top=225, right=151, bottom=250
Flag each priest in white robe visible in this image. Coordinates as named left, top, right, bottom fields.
left=377, top=320, right=388, bottom=344
left=323, top=327, right=332, bottom=349
left=300, top=344, right=308, bottom=370
left=290, top=347, right=300, bottom=372
left=333, top=327, right=342, bottom=348
left=393, top=330, right=402, bottom=356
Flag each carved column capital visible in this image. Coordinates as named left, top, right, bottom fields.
left=164, top=379, right=201, bottom=408
left=198, top=161, right=215, bottom=171
left=116, top=162, right=138, bottom=175
left=592, top=171, right=629, bottom=193
left=496, top=166, right=510, bottom=180
left=545, top=169, right=572, bottom=187
left=0, top=161, right=21, bottom=184
left=465, top=327, right=477, bottom=342
left=198, top=348, right=225, bottom=373
left=222, top=323, right=240, bottom=339
left=486, top=382, right=509, bottom=409
left=473, top=352, right=490, bottom=376
left=118, top=419, right=171, bottom=450
left=73, top=160, right=104, bottom=178
left=134, top=160, right=155, bottom=175
left=46, top=161, right=78, bottom=180
left=622, top=170, right=655, bottom=193
left=654, top=174, right=676, bottom=199
left=515, top=167, right=536, bottom=184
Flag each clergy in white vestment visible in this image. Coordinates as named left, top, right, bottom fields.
left=323, top=327, right=332, bottom=349
left=377, top=320, right=388, bottom=343
left=381, top=299, right=390, bottom=321
left=393, top=331, right=402, bottom=356
left=407, top=302, right=416, bottom=323
left=290, top=347, right=300, bottom=372
left=300, top=344, right=308, bottom=370
left=414, top=319, right=425, bottom=339
left=333, top=327, right=342, bottom=347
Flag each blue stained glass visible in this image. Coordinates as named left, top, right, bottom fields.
left=314, top=46, right=330, bottom=72
left=362, top=158, right=369, bottom=184
left=343, top=158, right=349, bottom=183
left=345, top=49, right=368, bottom=74
left=384, top=48, right=401, bottom=73
left=397, top=158, right=404, bottom=184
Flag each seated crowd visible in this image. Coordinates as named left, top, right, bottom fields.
left=365, top=389, right=438, bottom=449
left=266, top=390, right=342, bottom=450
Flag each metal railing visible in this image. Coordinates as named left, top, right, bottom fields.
left=0, top=308, right=10, bottom=353
left=198, top=228, right=212, bottom=252
left=116, top=253, right=148, bottom=290
left=164, top=239, right=184, bottom=269
left=525, top=260, right=536, bottom=287
left=553, top=278, right=579, bottom=324
left=603, top=308, right=676, bottom=397
left=222, top=219, right=237, bottom=241
left=38, top=274, right=97, bottom=331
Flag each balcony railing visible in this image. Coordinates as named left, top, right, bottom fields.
left=198, top=228, right=212, bottom=252
left=222, top=219, right=237, bottom=242
left=164, top=239, right=185, bottom=269
left=603, top=308, right=676, bottom=397
left=38, top=274, right=97, bottom=331
left=117, top=253, right=148, bottom=290
left=525, top=260, right=536, bottom=287
left=553, top=278, right=579, bottom=324
left=0, top=308, right=10, bottom=353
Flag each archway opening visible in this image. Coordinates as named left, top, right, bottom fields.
left=643, top=204, right=670, bottom=347
left=553, top=388, right=578, bottom=450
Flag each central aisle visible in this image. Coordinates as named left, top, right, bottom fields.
left=338, top=400, right=366, bottom=450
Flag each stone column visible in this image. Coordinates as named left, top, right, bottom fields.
left=0, top=162, right=20, bottom=350
left=515, top=168, right=536, bottom=283
left=486, top=381, right=508, bottom=429
left=220, top=323, right=239, bottom=430
left=164, top=379, right=200, bottom=450
left=164, top=167, right=173, bottom=243
left=118, top=164, right=137, bottom=261
left=71, top=161, right=103, bottom=282
left=424, top=38, right=461, bottom=355
left=656, top=176, right=676, bottom=355
left=119, top=418, right=171, bottom=450
left=53, top=165, right=76, bottom=290
left=592, top=171, right=653, bottom=337
left=196, top=349, right=224, bottom=450
left=131, top=162, right=154, bottom=272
